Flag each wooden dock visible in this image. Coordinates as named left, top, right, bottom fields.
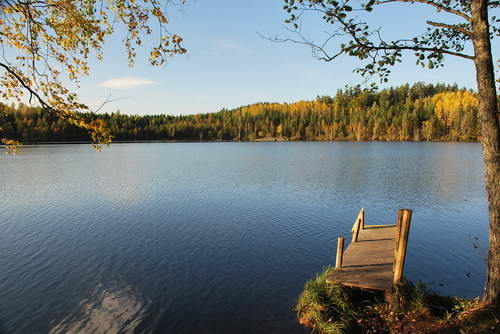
left=327, top=209, right=412, bottom=295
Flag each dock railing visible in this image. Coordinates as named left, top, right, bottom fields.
left=351, top=208, right=365, bottom=243
left=336, top=208, right=364, bottom=269
left=334, top=208, right=412, bottom=289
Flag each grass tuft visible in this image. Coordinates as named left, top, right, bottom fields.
left=296, top=268, right=500, bottom=334
left=296, top=266, right=381, bottom=334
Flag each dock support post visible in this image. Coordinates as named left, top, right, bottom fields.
left=393, top=210, right=403, bottom=272
left=335, top=237, right=344, bottom=269
left=393, top=209, right=412, bottom=285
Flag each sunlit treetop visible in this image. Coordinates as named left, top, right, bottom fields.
left=0, top=0, right=187, bottom=152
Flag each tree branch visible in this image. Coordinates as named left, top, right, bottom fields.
left=351, top=37, right=475, bottom=61
left=331, top=11, right=475, bottom=61
left=0, top=61, right=81, bottom=122
left=426, top=20, right=472, bottom=37
left=93, top=94, right=132, bottom=113
left=257, top=30, right=349, bottom=62
left=374, top=0, right=471, bottom=21
left=0, top=61, right=125, bottom=119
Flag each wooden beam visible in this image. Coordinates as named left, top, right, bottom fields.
left=393, top=209, right=412, bottom=284
left=351, top=208, right=364, bottom=232
left=335, top=237, right=345, bottom=269
left=365, top=224, right=396, bottom=229
left=360, top=208, right=365, bottom=230
left=353, top=218, right=361, bottom=243
left=393, top=210, right=403, bottom=272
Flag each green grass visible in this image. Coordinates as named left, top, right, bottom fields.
left=296, top=267, right=499, bottom=334
left=296, top=266, right=382, bottom=334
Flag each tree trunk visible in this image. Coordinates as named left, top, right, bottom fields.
left=471, top=0, right=500, bottom=306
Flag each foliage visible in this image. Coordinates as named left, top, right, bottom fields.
left=0, top=83, right=483, bottom=148
left=296, top=267, right=362, bottom=334
left=0, top=0, right=186, bottom=149
left=281, top=0, right=498, bottom=87
left=297, top=270, right=499, bottom=334
left=0, top=138, right=19, bottom=154
left=282, top=0, right=500, bottom=307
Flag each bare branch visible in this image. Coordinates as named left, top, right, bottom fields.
left=257, top=29, right=349, bottom=62
left=374, top=0, right=471, bottom=21
left=93, top=94, right=133, bottom=113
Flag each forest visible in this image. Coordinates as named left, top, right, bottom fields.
left=0, top=83, right=483, bottom=143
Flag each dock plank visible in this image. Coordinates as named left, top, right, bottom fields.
left=327, top=225, right=397, bottom=291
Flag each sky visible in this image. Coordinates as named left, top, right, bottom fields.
left=71, top=0, right=498, bottom=116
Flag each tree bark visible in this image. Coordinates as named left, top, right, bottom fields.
left=471, top=0, right=500, bottom=306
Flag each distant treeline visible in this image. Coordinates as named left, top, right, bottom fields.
left=0, top=83, right=485, bottom=143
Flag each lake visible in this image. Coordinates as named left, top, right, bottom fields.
left=0, top=142, right=488, bottom=334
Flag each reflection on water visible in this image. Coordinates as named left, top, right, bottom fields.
left=0, top=142, right=488, bottom=334
left=50, top=283, right=148, bottom=334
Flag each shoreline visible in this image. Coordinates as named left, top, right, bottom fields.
left=8, top=138, right=481, bottom=146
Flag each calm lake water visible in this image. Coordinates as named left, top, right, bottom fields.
left=0, top=142, right=489, bottom=334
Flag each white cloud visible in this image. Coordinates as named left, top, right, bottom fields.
left=98, top=77, right=156, bottom=89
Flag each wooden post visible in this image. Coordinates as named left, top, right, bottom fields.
left=393, top=209, right=412, bottom=284
left=351, top=208, right=364, bottom=232
left=393, top=210, right=403, bottom=272
left=360, top=208, right=365, bottom=230
left=335, top=237, right=344, bottom=269
left=353, top=218, right=361, bottom=242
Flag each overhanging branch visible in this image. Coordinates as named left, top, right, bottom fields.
left=374, top=0, right=471, bottom=21
left=0, top=61, right=82, bottom=122
left=426, top=20, right=472, bottom=37
left=329, top=9, right=475, bottom=61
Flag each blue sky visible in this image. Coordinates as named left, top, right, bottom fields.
left=75, top=0, right=497, bottom=116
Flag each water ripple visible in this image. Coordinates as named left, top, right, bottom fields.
left=0, top=142, right=488, bottom=334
